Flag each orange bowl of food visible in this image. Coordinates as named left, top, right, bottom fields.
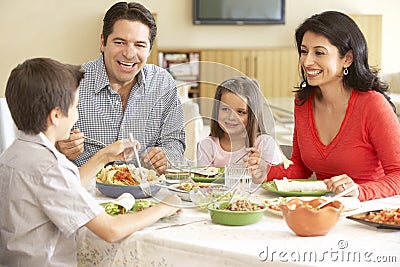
left=279, top=198, right=344, bottom=237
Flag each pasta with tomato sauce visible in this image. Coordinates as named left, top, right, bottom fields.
left=96, top=164, right=164, bottom=186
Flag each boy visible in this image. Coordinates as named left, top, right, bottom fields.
left=0, top=58, right=181, bottom=266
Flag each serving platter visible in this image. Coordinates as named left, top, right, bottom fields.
left=346, top=209, right=400, bottom=230
left=262, top=179, right=331, bottom=197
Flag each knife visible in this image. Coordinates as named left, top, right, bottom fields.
left=155, top=219, right=208, bottom=230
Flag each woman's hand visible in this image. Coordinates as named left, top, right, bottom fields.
left=324, top=174, right=359, bottom=197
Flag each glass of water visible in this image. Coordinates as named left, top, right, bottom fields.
left=224, top=164, right=252, bottom=195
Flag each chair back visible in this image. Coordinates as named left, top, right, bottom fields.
left=0, top=98, right=17, bottom=153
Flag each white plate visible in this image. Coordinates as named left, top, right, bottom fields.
left=264, top=196, right=362, bottom=217
left=168, top=183, right=229, bottom=202
left=168, top=184, right=191, bottom=201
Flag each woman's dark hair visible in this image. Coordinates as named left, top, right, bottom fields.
left=294, top=11, right=394, bottom=112
left=5, top=58, right=84, bottom=134
left=102, top=2, right=157, bottom=49
left=210, top=76, right=267, bottom=147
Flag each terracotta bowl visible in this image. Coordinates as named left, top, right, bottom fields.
left=279, top=198, right=344, bottom=237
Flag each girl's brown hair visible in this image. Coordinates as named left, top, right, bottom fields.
left=210, top=76, right=267, bottom=147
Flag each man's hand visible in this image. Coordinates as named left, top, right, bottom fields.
left=56, top=129, right=84, bottom=160
left=141, top=147, right=168, bottom=175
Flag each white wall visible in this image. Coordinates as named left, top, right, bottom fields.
left=1, top=0, right=399, bottom=96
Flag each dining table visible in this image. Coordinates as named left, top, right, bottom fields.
left=77, top=183, right=400, bottom=267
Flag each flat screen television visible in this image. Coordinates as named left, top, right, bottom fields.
left=193, top=0, right=285, bottom=25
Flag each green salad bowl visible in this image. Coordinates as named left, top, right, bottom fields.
left=208, top=201, right=267, bottom=226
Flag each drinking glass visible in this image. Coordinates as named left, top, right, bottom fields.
left=224, top=164, right=252, bottom=194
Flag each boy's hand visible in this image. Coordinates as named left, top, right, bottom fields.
left=158, top=194, right=182, bottom=217
left=101, top=139, right=140, bottom=163
left=56, top=129, right=84, bottom=160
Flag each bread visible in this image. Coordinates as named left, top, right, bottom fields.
left=274, top=179, right=328, bottom=192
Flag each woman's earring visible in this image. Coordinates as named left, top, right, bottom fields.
left=343, top=68, right=349, bottom=76
left=301, top=77, right=307, bottom=88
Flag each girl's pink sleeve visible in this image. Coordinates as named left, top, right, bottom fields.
left=196, top=137, right=215, bottom=166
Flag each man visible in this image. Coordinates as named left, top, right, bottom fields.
left=57, top=2, right=185, bottom=174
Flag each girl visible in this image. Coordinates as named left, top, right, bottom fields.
left=196, top=76, right=283, bottom=183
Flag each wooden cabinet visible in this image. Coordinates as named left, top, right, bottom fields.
left=350, top=14, right=382, bottom=68
left=147, top=13, right=158, bottom=65
left=199, top=48, right=299, bottom=116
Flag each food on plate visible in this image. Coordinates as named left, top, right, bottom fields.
left=353, top=208, right=400, bottom=225
left=165, top=168, right=190, bottom=180
left=113, top=192, right=135, bottom=211
left=166, top=166, right=223, bottom=179
left=96, top=164, right=164, bottom=186
left=274, top=179, right=327, bottom=192
left=191, top=166, right=220, bottom=176
left=100, top=199, right=156, bottom=216
left=175, top=182, right=210, bottom=192
left=224, top=199, right=265, bottom=212
left=265, top=197, right=286, bottom=212
left=265, top=196, right=361, bottom=214
left=169, top=182, right=231, bottom=203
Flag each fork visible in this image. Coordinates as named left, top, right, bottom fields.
left=234, top=151, right=276, bottom=166
left=128, top=133, right=151, bottom=196
left=70, top=131, right=106, bottom=147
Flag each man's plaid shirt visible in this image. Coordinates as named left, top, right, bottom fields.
left=73, top=55, right=185, bottom=167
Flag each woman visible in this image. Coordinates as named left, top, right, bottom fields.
left=267, top=11, right=400, bottom=201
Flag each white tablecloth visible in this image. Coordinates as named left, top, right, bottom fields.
left=77, top=189, right=400, bottom=267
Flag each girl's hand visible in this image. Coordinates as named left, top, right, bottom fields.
left=244, top=147, right=261, bottom=170
left=324, top=174, right=359, bottom=197
left=245, top=147, right=269, bottom=184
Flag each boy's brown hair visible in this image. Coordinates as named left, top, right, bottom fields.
left=5, top=58, right=84, bottom=134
